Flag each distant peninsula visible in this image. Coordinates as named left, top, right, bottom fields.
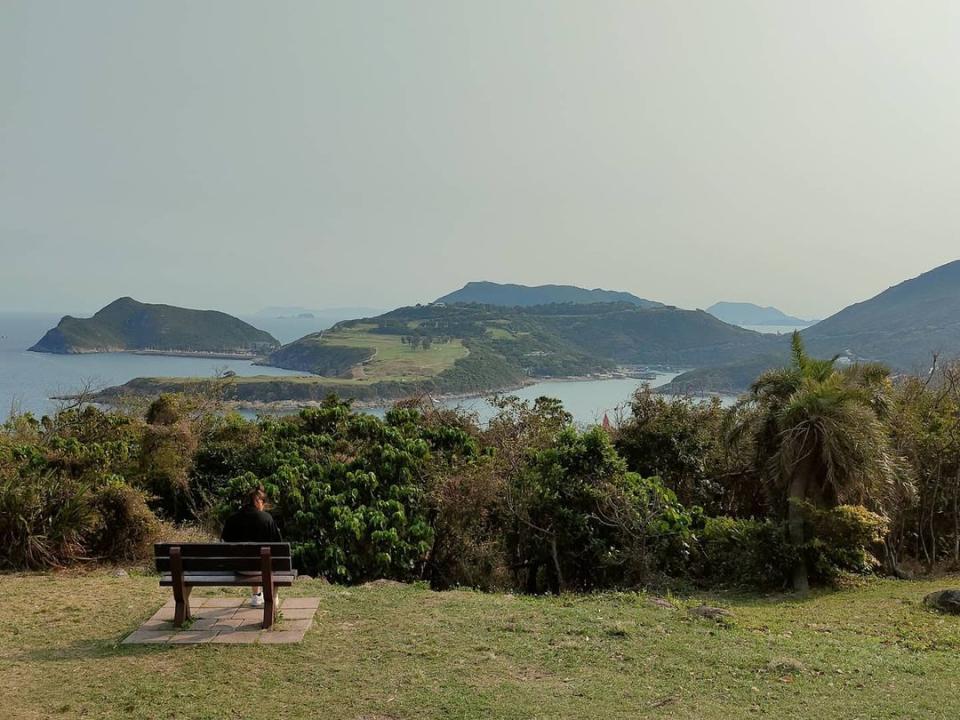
left=95, top=300, right=778, bottom=407
left=437, top=281, right=664, bottom=309
left=30, top=297, right=279, bottom=356
left=706, top=302, right=814, bottom=327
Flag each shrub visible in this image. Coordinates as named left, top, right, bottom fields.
left=689, top=516, right=795, bottom=589
left=213, top=399, right=477, bottom=584
left=0, top=468, right=94, bottom=569
left=506, top=426, right=692, bottom=592
left=89, top=480, right=160, bottom=563
left=806, top=504, right=889, bottom=578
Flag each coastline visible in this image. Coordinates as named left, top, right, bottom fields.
left=188, top=368, right=683, bottom=414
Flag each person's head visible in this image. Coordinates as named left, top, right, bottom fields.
left=245, top=485, right=267, bottom=511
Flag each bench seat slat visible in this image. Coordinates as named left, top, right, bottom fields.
left=154, top=543, right=290, bottom=558
left=159, top=571, right=297, bottom=587
left=155, top=557, right=292, bottom=573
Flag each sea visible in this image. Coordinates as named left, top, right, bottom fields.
left=0, top=311, right=727, bottom=425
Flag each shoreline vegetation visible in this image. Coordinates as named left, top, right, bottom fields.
left=83, top=366, right=673, bottom=412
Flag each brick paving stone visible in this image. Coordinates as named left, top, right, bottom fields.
left=281, top=598, right=321, bottom=609
left=202, top=598, right=245, bottom=607
left=151, top=607, right=176, bottom=621
left=169, top=630, right=218, bottom=644
left=233, top=620, right=264, bottom=632
left=140, top=618, right=175, bottom=631
left=278, top=618, right=312, bottom=632
left=279, top=608, right=316, bottom=620
left=189, top=617, right=222, bottom=630
left=196, top=607, right=239, bottom=620
left=128, top=597, right=319, bottom=644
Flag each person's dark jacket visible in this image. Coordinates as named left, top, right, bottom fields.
left=221, top=507, right=282, bottom=543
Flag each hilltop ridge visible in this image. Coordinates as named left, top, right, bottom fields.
left=706, top=301, right=813, bottom=327
left=30, top=297, right=279, bottom=356
left=436, top=281, right=663, bottom=309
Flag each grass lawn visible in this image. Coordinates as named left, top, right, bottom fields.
left=3, top=572, right=960, bottom=719
left=321, top=326, right=468, bottom=381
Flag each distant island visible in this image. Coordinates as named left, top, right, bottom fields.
left=95, top=299, right=777, bottom=407
left=436, top=281, right=664, bottom=309
left=30, top=297, right=280, bottom=356
left=706, top=301, right=814, bottom=327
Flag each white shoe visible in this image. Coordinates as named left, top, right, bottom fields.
left=250, top=593, right=264, bottom=608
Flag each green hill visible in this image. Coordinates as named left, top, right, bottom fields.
left=94, top=302, right=773, bottom=405
left=30, top=297, right=279, bottom=355
left=662, top=259, right=960, bottom=395
left=436, top=281, right=663, bottom=309
left=802, top=259, right=960, bottom=370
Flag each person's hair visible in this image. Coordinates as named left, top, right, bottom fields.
left=245, top=485, right=268, bottom=508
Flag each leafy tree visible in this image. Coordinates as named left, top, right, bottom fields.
left=730, top=333, right=903, bottom=591
left=615, top=387, right=757, bottom=515
left=506, top=425, right=690, bottom=592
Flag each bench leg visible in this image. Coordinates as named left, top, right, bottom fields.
left=261, top=546, right=275, bottom=629
left=170, top=545, right=192, bottom=628
left=173, top=585, right=192, bottom=628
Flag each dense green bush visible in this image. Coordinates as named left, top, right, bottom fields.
left=805, top=503, right=889, bottom=578
left=688, top=506, right=889, bottom=589
left=0, top=467, right=93, bottom=569
left=2, top=368, right=950, bottom=593
left=507, top=426, right=692, bottom=592
left=689, top=516, right=795, bottom=589
left=213, top=399, right=478, bottom=583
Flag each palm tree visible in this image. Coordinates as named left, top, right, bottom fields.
left=732, top=333, right=899, bottom=591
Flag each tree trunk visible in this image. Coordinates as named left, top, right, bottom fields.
left=549, top=535, right=564, bottom=594
left=788, top=472, right=810, bottom=593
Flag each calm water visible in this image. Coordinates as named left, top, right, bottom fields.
left=0, top=312, right=726, bottom=424
left=0, top=313, right=309, bottom=417
left=364, top=373, right=687, bottom=425
left=743, top=324, right=812, bottom=335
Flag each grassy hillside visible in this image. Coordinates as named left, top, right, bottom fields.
left=266, top=303, right=774, bottom=378
left=261, top=324, right=470, bottom=380
left=437, top=281, right=663, bottom=308
left=95, top=302, right=774, bottom=405
left=4, top=571, right=960, bottom=719
left=30, top=297, right=279, bottom=355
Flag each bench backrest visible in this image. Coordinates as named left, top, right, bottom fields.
left=154, top=543, right=293, bottom=574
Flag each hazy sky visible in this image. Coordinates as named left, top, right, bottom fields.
left=3, top=1, right=960, bottom=318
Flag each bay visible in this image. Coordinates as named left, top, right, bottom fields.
left=0, top=312, right=732, bottom=424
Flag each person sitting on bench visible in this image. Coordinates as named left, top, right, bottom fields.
left=221, top=485, right=282, bottom=607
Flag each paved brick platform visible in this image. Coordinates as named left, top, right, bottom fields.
left=123, top=597, right=320, bottom=645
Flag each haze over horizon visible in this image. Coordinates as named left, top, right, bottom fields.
left=4, top=2, right=960, bottom=318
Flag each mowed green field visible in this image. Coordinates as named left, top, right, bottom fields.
left=3, top=572, right=960, bottom=719
left=311, top=325, right=469, bottom=382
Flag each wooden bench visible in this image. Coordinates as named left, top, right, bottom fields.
left=154, top=543, right=298, bottom=629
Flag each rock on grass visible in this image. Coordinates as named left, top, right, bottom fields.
left=924, top=589, right=960, bottom=615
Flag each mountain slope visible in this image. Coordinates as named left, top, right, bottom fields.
left=802, top=260, right=960, bottom=370
left=436, top=282, right=663, bottom=309
left=707, top=302, right=813, bottom=327
left=30, top=297, right=280, bottom=355
left=661, top=259, right=960, bottom=394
